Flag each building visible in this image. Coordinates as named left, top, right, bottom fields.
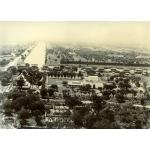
left=83, top=76, right=103, bottom=88
left=68, top=81, right=83, bottom=87
left=84, top=76, right=99, bottom=82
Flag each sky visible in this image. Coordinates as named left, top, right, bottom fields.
left=0, top=22, right=150, bottom=51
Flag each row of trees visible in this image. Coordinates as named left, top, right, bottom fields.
left=47, top=71, right=83, bottom=79
left=60, top=59, right=150, bottom=67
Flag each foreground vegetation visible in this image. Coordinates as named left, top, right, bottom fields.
left=1, top=63, right=150, bottom=129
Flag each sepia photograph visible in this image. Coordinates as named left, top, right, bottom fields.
left=0, top=21, right=150, bottom=129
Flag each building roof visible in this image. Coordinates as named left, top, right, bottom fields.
left=68, top=81, right=83, bottom=86
left=84, top=76, right=99, bottom=82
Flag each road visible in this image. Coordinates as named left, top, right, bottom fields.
left=24, top=42, right=46, bottom=68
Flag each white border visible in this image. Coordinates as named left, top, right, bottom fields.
left=0, top=129, right=150, bottom=150
left=0, top=0, right=150, bottom=150
left=0, top=0, right=149, bottom=21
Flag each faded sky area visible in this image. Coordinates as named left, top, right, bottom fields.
left=0, top=22, right=150, bottom=50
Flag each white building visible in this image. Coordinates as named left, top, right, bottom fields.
left=83, top=76, right=103, bottom=88
left=68, top=81, right=83, bottom=87
left=83, top=76, right=99, bottom=82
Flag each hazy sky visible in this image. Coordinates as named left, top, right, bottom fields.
left=0, top=22, right=150, bottom=50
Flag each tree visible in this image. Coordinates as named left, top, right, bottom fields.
left=85, top=84, right=91, bottom=91
left=65, top=96, right=83, bottom=109
left=5, top=91, right=46, bottom=128
left=31, top=100, right=45, bottom=126
left=102, top=90, right=111, bottom=100
left=92, top=95, right=106, bottom=113
left=30, top=101, right=45, bottom=115
left=62, top=81, right=68, bottom=86
left=98, top=73, right=102, bottom=77
left=124, top=82, right=131, bottom=90
left=18, top=108, right=30, bottom=126
left=72, top=97, right=117, bottom=129
left=37, top=81, right=42, bottom=87
left=48, top=88, right=55, bottom=97
left=141, top=98, right=145, bottom=105
left=135, top=120, right=142, bottom=129
left=80, top=84, right=91, bottom=93
left=51, top=84, right=58, bottom=91
left=72, top=109, right=83, bottom=128
left=101, top=108, right=115, bottom=122
left=33, top=110, right=43, bottom=126
left=136, top=82, right=140, bottom=87
left=83, top=113, right=97, bottom=128
left=16, top=76, right=25, bottom=90
left=12, top=96, right=30, bottom=112
left=71, top=93, right=148, bottom=129
left=116, top=93, right=125, bottom=103
left=115, top=104, right=148, bottom=129
left=3, top=101, right=12, bottom=116
left=92, top=117, right=118, bottom=129
left=1, top=78, right=10, bottom=86
left=8, top=90, right=26, bottom=101
left=40, top=88, right=48, bottom=99
left=93, top=84, right=96, bottom=89
left=7, top=66, right=17, bottom=75
left=118, top=81, right=125, bottom=89
left=98, top=87, right=103, bottom=91
left=63, top=89, right=70, bottom=98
